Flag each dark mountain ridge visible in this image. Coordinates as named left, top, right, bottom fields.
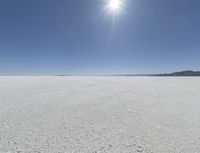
left=112, top=71, right=200, bottom=76
left=155, top=71, right=200, bottom=76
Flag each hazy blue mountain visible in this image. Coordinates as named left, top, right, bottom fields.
left=156, top=71, right=200, bottom=76
left=112, top=71, right=200, bottom=76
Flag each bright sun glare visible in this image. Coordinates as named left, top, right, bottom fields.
left=104, top=0, right=125, bottom=21
left=106, top=0, right=124, bottom=14
left=108, top=0, right=122, bottom=10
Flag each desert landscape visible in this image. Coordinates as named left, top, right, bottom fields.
left=0, top=76, right=200, bottom=153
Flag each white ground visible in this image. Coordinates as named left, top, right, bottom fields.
left=0, top=76, right=200, bottom=153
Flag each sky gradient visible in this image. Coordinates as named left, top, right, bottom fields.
left=0, top=0, right=200, bottom=75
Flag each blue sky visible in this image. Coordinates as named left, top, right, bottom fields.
left=0, top=0, right=199, bottom=75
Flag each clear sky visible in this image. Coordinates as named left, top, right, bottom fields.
left=0, top=0, right=199, bottom=75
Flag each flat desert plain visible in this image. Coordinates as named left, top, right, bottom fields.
left=0, top=76, right=200, bottom=153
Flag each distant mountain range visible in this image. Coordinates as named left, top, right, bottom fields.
left=56, top=71, right=200, bottom=77
left=155, top=71, right=200, bottom=76
left=112, top=71, right=200, bottom=76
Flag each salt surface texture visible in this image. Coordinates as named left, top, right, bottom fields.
left=0, top=76, right=200, bottom=153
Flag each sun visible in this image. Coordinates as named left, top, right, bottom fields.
left=105, top=0, right=124, bottom=13
left=104, top=0, right=125, bottom=21
left=108, top=0, right=122, bottom=10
